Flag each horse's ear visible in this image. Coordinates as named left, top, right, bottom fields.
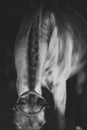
left=46, top=28, right=73, bottom=82
left=48, top=27, right=59, bottom=59
left=57, top=32, right=73, bottom=82
left=44, top=27, right=59, bottom=70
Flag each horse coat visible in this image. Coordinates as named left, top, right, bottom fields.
left=14, top=2, right=87, bottom=130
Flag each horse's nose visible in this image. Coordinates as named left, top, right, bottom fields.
left=15, top=91, right=48, bottom=115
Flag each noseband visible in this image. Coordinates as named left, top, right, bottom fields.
left=14, top=91, right=49, bottom=117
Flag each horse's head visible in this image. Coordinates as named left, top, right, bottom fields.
left=14, top=4, right=55, bottom=129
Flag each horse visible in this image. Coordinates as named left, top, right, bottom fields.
left=14, top=2, right=87, bottom=130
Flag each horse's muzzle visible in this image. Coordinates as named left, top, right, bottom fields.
left=14, top=91, right=49, bottom=130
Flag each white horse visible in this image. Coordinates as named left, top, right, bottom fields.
left=14, top=2, right=87, bottom=130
